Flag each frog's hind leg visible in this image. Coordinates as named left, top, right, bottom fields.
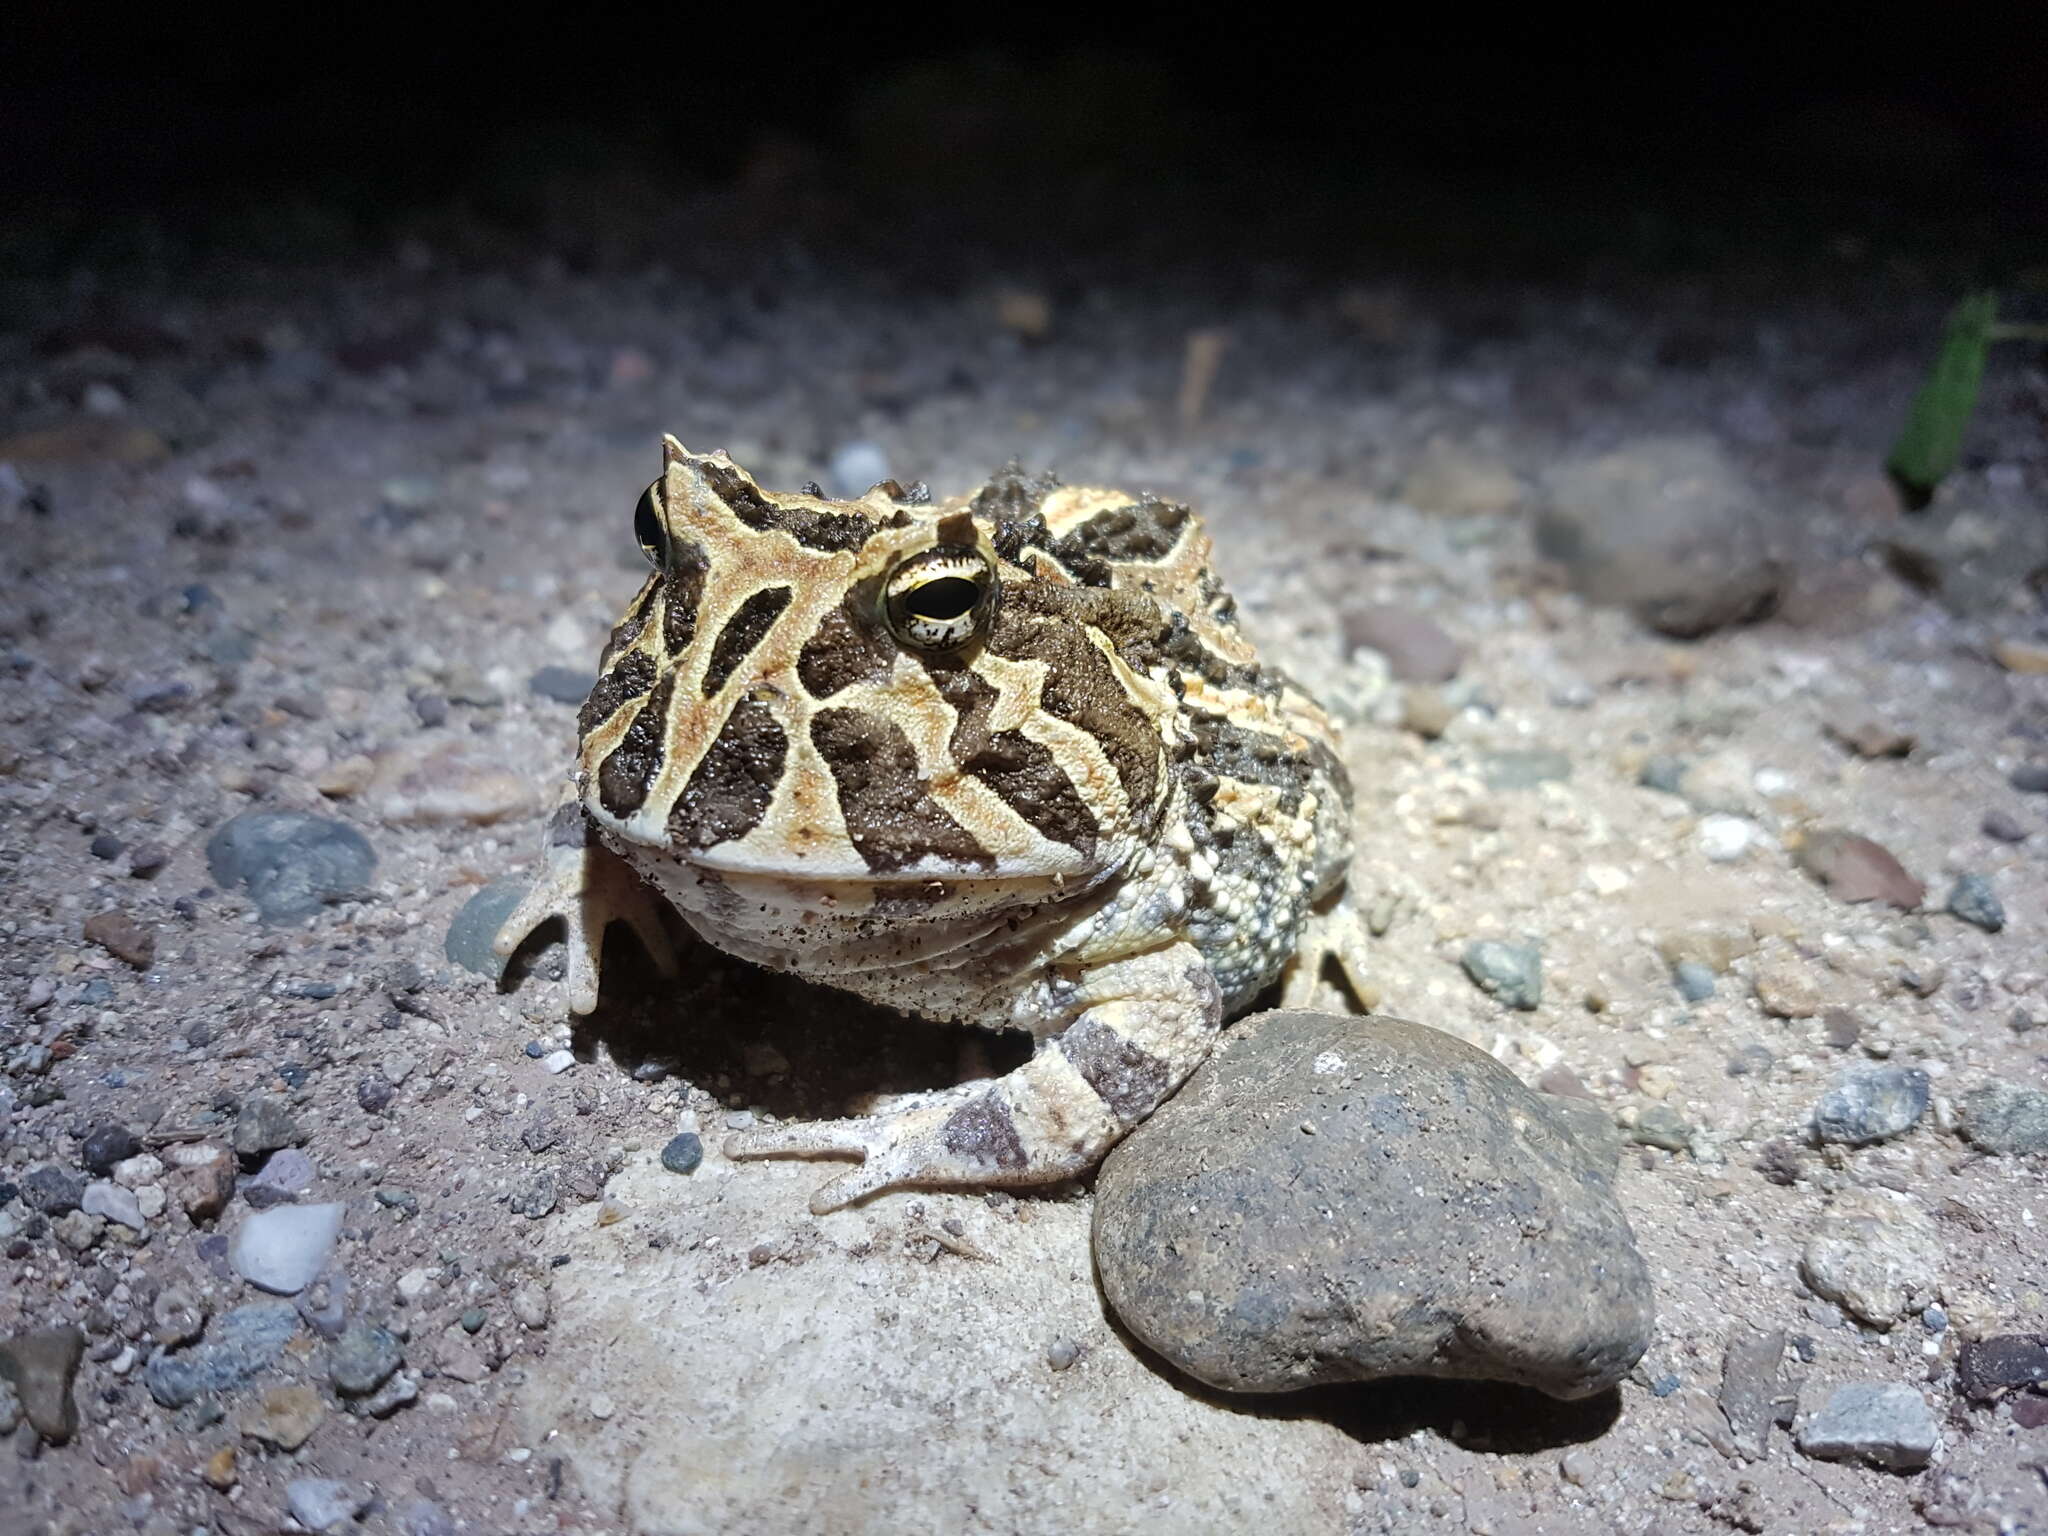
left=493, top=791, right=678, bottom=1015
left=725, top=942, right=1222, bottom=1214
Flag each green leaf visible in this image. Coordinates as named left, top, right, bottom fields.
left=1886, top=290, right=1997, bottom=503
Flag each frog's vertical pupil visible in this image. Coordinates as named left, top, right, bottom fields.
left=904, top=577, right=980, bottom=621
left=635, top=483, right=667, bottom=568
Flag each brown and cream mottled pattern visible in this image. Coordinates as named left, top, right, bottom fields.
left=499, top=438, right=1359, bottom=1213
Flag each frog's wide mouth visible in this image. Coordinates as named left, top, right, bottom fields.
left=589, top=812, right=1118, bottom=902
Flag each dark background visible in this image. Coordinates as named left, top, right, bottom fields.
left=7, top=9, right=2046, bottom=275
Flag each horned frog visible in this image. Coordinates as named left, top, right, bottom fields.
left=497, top=438, right=1363, bottom=1213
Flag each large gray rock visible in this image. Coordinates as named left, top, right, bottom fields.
left=1535, top=436, right=1781, bottom=638
left=1092, top=1011, right=1655, bottom=1400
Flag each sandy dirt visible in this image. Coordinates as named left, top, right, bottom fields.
left=1, top=190, right=2045, bottom=1535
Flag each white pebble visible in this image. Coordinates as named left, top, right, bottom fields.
left=544, top=613, right=587, bottom=657
left=827, top=441, right=891, bottom=500
left=395, top=1267, right=434, bottom=1303
left=1583, top=863, right=1630, bottom=895
left=229, top=1202, right=344, bottom=1295
left=286, top=1478, right=366, bottom=1533
left=1697, top=814, right=1756, bottom=862
left=111, top=1153, right=163, bottom=1189
left=82, top=381, right=127, bottom=416
left=590, top=1394, right=615, bottom=1420
left=541, top=1049, right=576, bottom=1074
left=82, top=1180, right=146, bottom=1232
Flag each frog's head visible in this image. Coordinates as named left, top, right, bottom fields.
left=574, top=439, right=1186, bottom=919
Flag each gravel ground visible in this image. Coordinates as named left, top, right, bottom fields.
left=2, top=185, right=2045, bottom=1535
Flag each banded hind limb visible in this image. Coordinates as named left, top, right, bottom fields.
left=725, top=942, right=1222, bottom=1213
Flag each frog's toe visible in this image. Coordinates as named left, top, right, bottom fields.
left=723, top=1119, right=877, bottom=1163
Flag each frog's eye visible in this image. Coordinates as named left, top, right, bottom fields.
left=882, top=546, right=998, bottom=651
left=634, top=481, right=668, bottom=569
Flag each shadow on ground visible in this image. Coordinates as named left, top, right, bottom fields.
left=503, top=915, right=1030, bottom=1122
left=1105, top=1299, right=1623, bottom=1451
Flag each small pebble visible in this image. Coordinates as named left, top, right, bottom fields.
left=1481, top=749, right=1572, bottom=791
left=1752, top=952, right=1824, bottom=1019
left=287, top=1478, right=368, bottom=1534
left=79, top=1122, right=140, bottom=1176
left=369, top=737, right=539, bottom=825
left=250, top=1147, right=316, bottom=1198
left=1820, top=1008, right=1863, bottom=1050
left=528, top=665, right=596, bottom=704
left=1957, top=1083, right=2048, bottom=1155
left=0, top=1327, right=86, bottom=1443
left=1981, top=809, right=2030, bottom=843
left=1697, top=814, right=1755, bottom=862
left=1800, top=1187, right=1940, bottom=1327
left=826, top=440, right=891, bottom=500
left=659, top=1133, right=703, bottom=1175
left=81, top=1180, right=145, bottom=1232
left=1810, top=1064, right=1930, bottom=1146
left=1341, top=605, right=1465, bottom=684
left=1945, top=874, right=2004, bottom=933
left=1400, top=687, right=1455, bottom=739
left=1796, top=1382, right=1936, bottom=1470
left=228, top=1202, right=343, bottom=1295
left=589, top=1394, right=615, bottom=1421
left=242, top=1383, right=325, bottom=1450
left=327, top=1335, right=399, bottom=1409
left=142, top=1300, right=299, bottom=1408
left=54, top=1210, right=103, bottom=1250
left=20, top=1165, right=86, bottom=1215
left=1638, top=755, right=1687, bottom=794
left=1045, top=1338, right=1082, bottom=1371
left=1628, top=1105, right=1691, bottom=1153
left=356, top=1075, right=395, bottom=1113
left=233, top=1096, right=303, bottom=1159
left=1672, top=961, right=1716, bottom=1003
left=88, top=833, right=124, bottom=861
left=2009, top=763, right=2048, bottom=794
left=510, top=1284, right=550, bottom=1330
left=541, top=1049, right=575, bottom=1074
left=1794, top=828, right=1923, bottom=909
left=1725, top=1043, right=1773, bottom=1078
left=205, top=811, right=376, bottom=924
left=82, top=909, right=155, bottom=969
left=444, top=877, right=531, bottom=980
left=1461, top=939, right=1542, bottom=1010
left=1955, top=1334, right=2048, bottom=1399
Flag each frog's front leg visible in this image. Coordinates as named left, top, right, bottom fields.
left=725, top=942, right=1223, bottom=1214
left=1279, top=882, right=1373, bottom=1013
left=493, top=790, right=678, bottom=1015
